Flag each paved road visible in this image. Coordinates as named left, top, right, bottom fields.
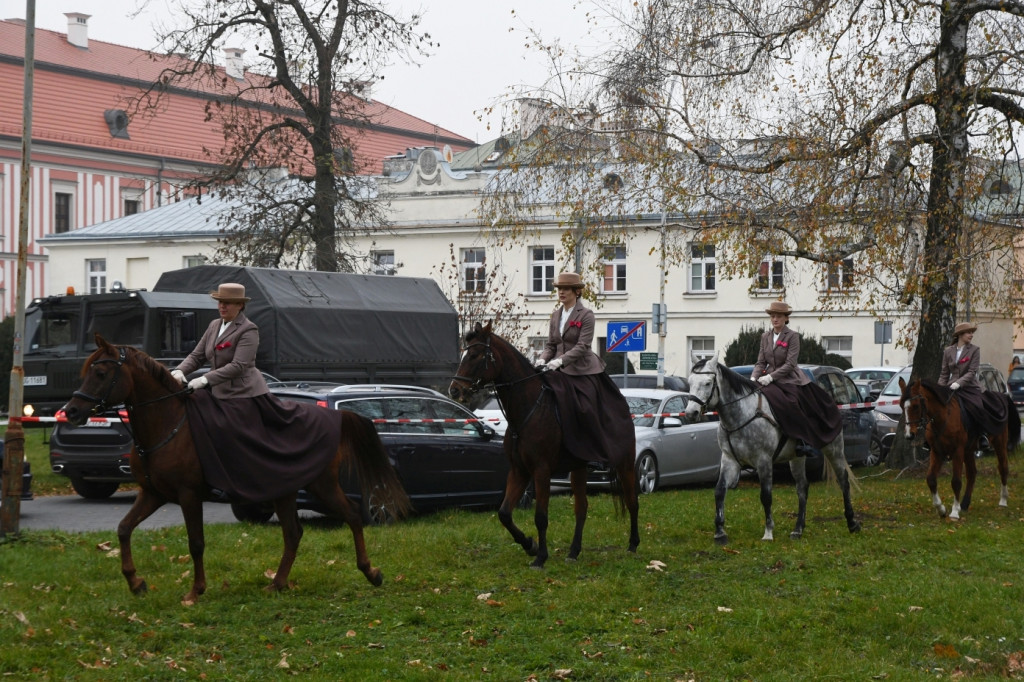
left=12, top=491, right=240, bottom=532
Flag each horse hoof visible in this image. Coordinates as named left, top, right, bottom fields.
left=368, top=569, right=384, bottom=587
left=529, top=562, right=545, bottom=571
left=565, top=556, right=578, bottom=564
left=789, top=532, right=802, bottom=540
left=714, top=534, right=729, bottom=546
left=130, top=580, right=148, bottom=596
left=848, top=520, right=862, bottom=533
left=525, top=538, right=539, bottom=557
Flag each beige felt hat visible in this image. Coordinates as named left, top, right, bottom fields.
left=553, top=272, right=583, bottom=288
left=764, top=300, right=792, bottom=315
left=210, top=282, right=250, bottom=303
left=952, top=322, right=977, bottom=340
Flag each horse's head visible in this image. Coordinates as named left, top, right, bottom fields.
left=449, top=321, right=498, bottom=404
left=685, top=351, right=721, bottom=421
left=63, top=334, right=134, bottom=426
left=900, top=377, right=930, bottom=446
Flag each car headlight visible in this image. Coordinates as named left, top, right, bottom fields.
left=875, top=411, right=898, bottom=424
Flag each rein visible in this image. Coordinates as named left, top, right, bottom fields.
left=690, top=367, right=782, bottom=455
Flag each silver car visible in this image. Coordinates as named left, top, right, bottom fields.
left=552, top=388, right=721, bottom=493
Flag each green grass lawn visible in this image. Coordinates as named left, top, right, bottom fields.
left=3, top=451, right=1024, bottom=680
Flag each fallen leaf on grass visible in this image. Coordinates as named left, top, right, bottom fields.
left=485, top=599, right=504, bottom=607
left=646, top=560, right=667, bottom=572
left=934, top=643, right=959, bottom=658
left=407, top=659, right=422, bottom=666
left=721, top=547, right=741, bottom=555
left=276, top=653, right=290, bottom=669
left=367, top=642, right=385, bottom=649
left=717, top=606, right=733, bottom=613
left=476, top=592, right=492, bottom=600
left=95, top=541, right=112, bottom=551
left=552, top=669, right=573, bottom=679
left=909, top=606, right=924, bottom=612
left=583, top=650, right=604, bottom=659
left=346, top=630, right=356, bottom=637
left=1006, top=651, right=1024, bottom=673
left=264, top=569, right=277, bottom=580
left=14, top=611, right=29, bottom=625
left=282, top=625, right=294, bottom=635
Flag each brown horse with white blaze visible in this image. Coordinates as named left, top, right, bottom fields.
left=900, top=377, right=1018, bottom=520
left=62, top=335, right=410, bottom=605
left=448, top=322, right=639, bottom=569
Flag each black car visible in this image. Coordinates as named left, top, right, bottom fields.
left=0, top=441, right=34, bottom=503
left=729, top=364, right=875, bottom=476
left=49, top=370, right=280, bottom=499
left=229, top=384, right=511, bottom=524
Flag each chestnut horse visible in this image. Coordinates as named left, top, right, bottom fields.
left=448, top=322, right=639, bottom=568
left=900, top=377, right=1019, bottom=520
left=63, top=336, right=409, bottom=604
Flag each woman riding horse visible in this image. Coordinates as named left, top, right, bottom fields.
left=938, top=322, right=1008, bottom=448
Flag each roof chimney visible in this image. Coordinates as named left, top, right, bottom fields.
left=224, top=47, right=245, bottom=79
left=65, top=12, right=90, bottom=49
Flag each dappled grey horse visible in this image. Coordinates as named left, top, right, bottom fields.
left=685, top=352, right=861, bottom=544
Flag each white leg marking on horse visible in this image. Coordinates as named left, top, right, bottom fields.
left=932, top=492, right=946, bottom=517
left=950, top=500, right=961, bottom=520
left=762, top=529, right=774, bottom=541
left=1000, top=485, right=1009, bottom=507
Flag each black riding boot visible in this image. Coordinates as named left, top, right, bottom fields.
left=794, top=440, right=816, bottom=457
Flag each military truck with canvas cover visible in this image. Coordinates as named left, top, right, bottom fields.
left=25, top=266, right=460, bottom=420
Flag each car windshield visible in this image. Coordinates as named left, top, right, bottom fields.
left=624, top=396, right=661, bottom=427
left=880, top=367, right=912, bottom=397
left=1010, top=368, right=1024, bottom=383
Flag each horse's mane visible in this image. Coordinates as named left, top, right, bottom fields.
left=693, top=357, right=755, bottom=396
left=464, top=326, right=537, bottom=376
left=87, top=344, right=183, bottom=396
left=917, top=376, right=954, bottom=403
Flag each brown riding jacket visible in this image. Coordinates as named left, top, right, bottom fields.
left=539, top=302, right=606, bottom=376
left=176, top=313, right=270, bottom=399
left=751, top=326, right=809, bottom=386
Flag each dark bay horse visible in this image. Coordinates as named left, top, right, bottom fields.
left=685, top=352, right=861, bottom=544
left=448, top=322, right=639, bottom=568
left=62, top=336, right=409, bottom=605
left=900, top=377, right=1018, bottom=520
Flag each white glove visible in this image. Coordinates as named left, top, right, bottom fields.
left=757, top=374, right=773, bottom=386
left=188, top=376, right=209, bottom=391
left=950, top=382, right=960, bottom=391
left=170, top=369, right=186, bottom=385
left=545, top=358, right=563, bottom=371
left=535, top=359, right=547, bottom=369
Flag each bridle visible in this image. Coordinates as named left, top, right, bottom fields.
left=685, top=368, right=721, bottom=417
left=450, top=340, right=497, bottom=395
left=72, top=346, right=128, bottom=416
left=72, top=346, right=190, bottom=458
left=902, top=391, right=933, bottom=442
left=689, top=366, right=782, bottom=453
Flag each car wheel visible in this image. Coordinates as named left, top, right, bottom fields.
left=863, top=436, right=884, bottom=467
left=230, top=502, right=274, bottom=523
left=360, top=486, right=397, bottom=526
left=635, top=452, right=659, bottom=494
left=70, top=478, right=120, bottom=500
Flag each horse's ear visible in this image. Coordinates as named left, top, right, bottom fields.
left=898, top=377, right=907, bottom=392
left=94, top=333, right=110, bottom=350
left=709, top=350, right=720, bottom=366
left=483, top=320, right=493, bottom=333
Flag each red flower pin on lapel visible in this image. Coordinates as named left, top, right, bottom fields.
left=216, top=341, right=232, bottom=351
left=777, top=341, right=788, bottom=348
left=569, top=320, right=582, bottom=329
left=959, top=355, right=968, bottom=363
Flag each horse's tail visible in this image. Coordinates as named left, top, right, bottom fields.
left=823, top=447, right=861, bottom=492
left=341, top=410, right=412, bottom=520
left=1005, top=395, right=1022, bottom=450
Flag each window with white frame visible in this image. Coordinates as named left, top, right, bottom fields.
left=822, top=336, right=853, bottom=362
left=372, top=250, right=396, bottom=275
left=86, top=259, right=107, bottom=294
left=53, top=183, right=76, bottom=234
left=826, top=257, right=855, bottom=291
left=602, top=244, right=627, bottom=293
left=756, top=256, right=784, bottom=290
left=461, top=247, right=486, bottom=293
left=122, top=188, right=143, bottom=216
left=690, top=337, right=715, bottom=363
left=529, top=246, right=555, bottom=295
left=183, top=255, right=206, bottom=268
left=690, top=243, right=716, bottom=292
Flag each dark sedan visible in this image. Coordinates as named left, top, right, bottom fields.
left=729, top=364, right=875, bottom=475
left=230, top=384, right=511, bottom=524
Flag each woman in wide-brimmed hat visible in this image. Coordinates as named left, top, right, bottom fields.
left=937, top=322, right=1008, bottom=449
left=750, top=300, right=842, bottom=456
left=534, top=272, right=633, bottom=467
left=171, top=283, right=269, bottom=400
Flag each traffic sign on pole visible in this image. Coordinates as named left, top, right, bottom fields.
left=606, top=321, right=646, bottom=352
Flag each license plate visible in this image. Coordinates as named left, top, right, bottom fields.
left=83, top=420, right=112, bottom=428
left=23, top=376, right=46, bottom=386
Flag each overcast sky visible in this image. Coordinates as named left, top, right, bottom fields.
left=14, top=0, right=605, bottom=143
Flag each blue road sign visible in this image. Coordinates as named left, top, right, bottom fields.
left=607, top=321, right=646, bottom=352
